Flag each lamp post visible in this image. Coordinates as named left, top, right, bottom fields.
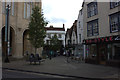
left=4, top=4, right=10, bottom=63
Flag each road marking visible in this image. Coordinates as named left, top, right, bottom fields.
left=4, top=69, right=71, bottom=78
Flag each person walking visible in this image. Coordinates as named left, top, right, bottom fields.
left=49, top=50, right=52, bottom=60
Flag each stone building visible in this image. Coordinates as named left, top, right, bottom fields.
left=1, top=1, right=42, bottom=58
left=83, top=0, right=120, bottom=66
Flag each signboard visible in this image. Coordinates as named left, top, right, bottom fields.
left=113, top=36, right=120, bottom=41
left=84, top=35, right=120, bottom=44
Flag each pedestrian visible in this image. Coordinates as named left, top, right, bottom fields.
left=25, top=51, right=29, bottom=61
left=49, top=50, right=52, bottom=60
left=66, top=50, right=70, bottom=57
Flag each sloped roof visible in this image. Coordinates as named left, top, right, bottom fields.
left=72, top=20, right=77, bottom=38
left=65, top=20, right=77, bottom=39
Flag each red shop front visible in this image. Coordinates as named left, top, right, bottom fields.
left=84, top=35, right=120, bottom=65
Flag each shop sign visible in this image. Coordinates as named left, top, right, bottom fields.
left=114, top=36, right=120, bottom=41
left=85, top=36, right=113, bottom=44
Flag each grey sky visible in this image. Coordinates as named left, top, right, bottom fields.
left=42, top=0, right=83, bottom=30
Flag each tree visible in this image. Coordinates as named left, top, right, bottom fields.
left=50, top=34, right=61, bottom=51
left=28, top=6, right=48, bottom=54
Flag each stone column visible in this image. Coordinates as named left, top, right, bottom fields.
left=0, top=2, right=2, bottom=58
left=13, top=3, right=24, bottom=58
left=0, top=1, right=2, bottom=80
left=13, top=29, right=23, bottom=58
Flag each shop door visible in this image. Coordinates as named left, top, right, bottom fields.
left=99, top=44, right=107, bottom=64
left=114, top=46, right=120, bottom=60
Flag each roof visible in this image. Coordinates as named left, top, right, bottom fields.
left=65, top=20, right=77, bottom=39
left=71, top=20, right=77, bottom=38
left=45, top=25, right=65, bottom=31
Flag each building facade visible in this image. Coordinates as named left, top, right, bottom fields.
left=71, top=20, right=78, bottom=45
left=65, top=20, right=78, bottom=55
left=1, top=2, right=42, bottom=58
left=44, top=25, right=66, bottom=47
left=83, top=1, right=120, bottom=65
left=76, top=8, right=86, bottom=59
left=44, top=25, right=66, bottom=55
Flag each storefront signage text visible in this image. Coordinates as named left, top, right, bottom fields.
left=85, top=36, right=113, bottom=44
left=114, top=36, right=120, bottom=41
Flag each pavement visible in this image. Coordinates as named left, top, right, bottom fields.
left=2, top=56, right=120, bottom=80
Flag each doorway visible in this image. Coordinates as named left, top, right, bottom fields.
left=1, top=27, right=15, bottom=57
left=99, top=44, right=107, bottom=64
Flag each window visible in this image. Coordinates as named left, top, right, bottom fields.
left=58, top=34, right=61, bottom=38
left=2, top=2, right=6, bottom=13
left=87, top=19, right=99, bottom=37
left=47, top=40, right=49, bottom=45
left=48, top=34, right=51, bottom=38
left=31, top=2, right=33, bottom=14
left=24, top=2, right=33, bottom=19
left=73, top=40, right=75, bottom=44
left=24, top=2, right=26, bottom=18
left=27, top=3, right=31, bottom=19
left=110, top=0, right=120, bottom=9
left=110, top=12, right=120, bottom=32
left=68, top=40, right=71, bottom=45
left=79, top=34, right=81, bottom=43
left=87, top=24, right=93, bottom=36
left=87, top=2, right=98, bottom=18
left=79, top=21, right=81, bottom=28
left=11, top=2, right=14, bottom=16
left=93, top=22, right=99, bottom=35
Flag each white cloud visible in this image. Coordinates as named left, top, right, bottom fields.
left=42, top=0, right=83, bottom=30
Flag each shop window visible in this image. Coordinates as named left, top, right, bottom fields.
left=107, top=44, right=112, bottom=60
left=89, top=44, right=97, bottom=59
left=114, top=45, right=120, bottom=60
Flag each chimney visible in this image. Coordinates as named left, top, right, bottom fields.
left=50, top=25, right=53, bottom=28
left=63, top=24, right=65, bottom=31
left=63, top=24, right=65, bottom=28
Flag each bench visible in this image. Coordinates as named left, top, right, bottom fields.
left=29, top=54, right=45, bottom=65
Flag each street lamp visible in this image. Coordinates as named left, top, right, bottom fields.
left=4, top=4, right=10, bottom=63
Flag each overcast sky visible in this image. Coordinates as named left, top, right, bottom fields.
left=42, top=0, right=83, bottom=31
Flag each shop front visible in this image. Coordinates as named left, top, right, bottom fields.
left=84, top=35, right=120, bottom=66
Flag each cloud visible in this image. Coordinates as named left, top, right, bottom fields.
left=49, top=17, right=66, bottom=23
left=42, top=0, right=83, bottom=30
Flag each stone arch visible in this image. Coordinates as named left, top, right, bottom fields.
left=23, top=29, right=33, bottom=56
left=1, top=26, right=15, bottom=57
